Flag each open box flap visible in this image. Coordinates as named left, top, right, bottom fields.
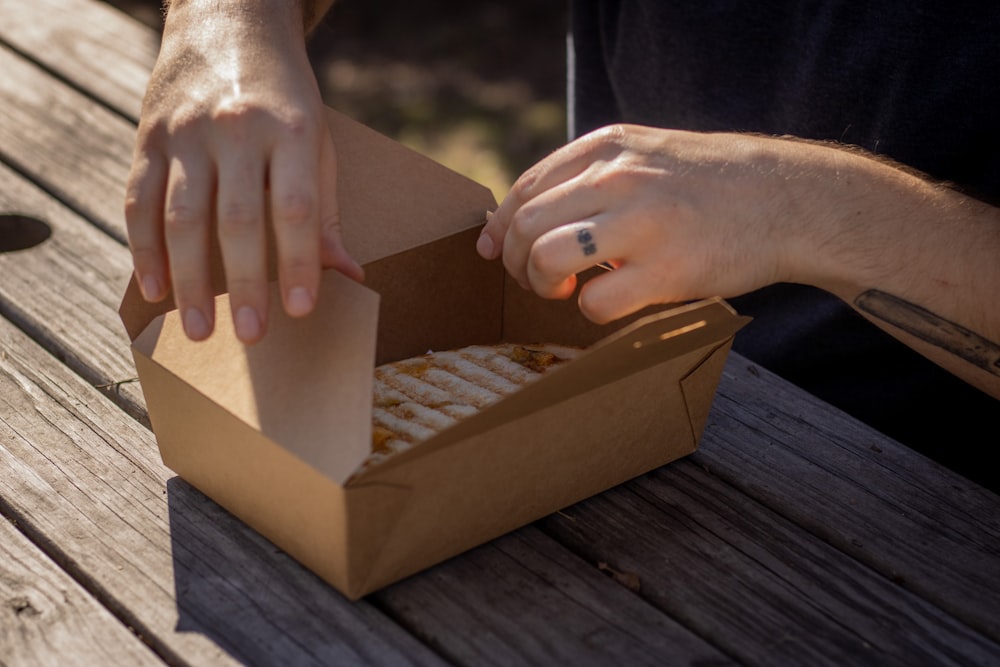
left=326, top=109, right=498, bottom=265
left=133, top=270, right=380, bottom=485
left=350, top=297, right=750, bottom=481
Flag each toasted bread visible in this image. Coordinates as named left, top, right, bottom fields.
left=367, top=343, right=581, bottom=465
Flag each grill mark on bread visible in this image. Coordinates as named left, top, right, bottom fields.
left=421, top=368, right=502, bottom=408
left=435, top=350, right=526, bottom=391
left=363, top=344, right=581, bottom=469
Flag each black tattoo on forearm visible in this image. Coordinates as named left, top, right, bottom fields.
left=855, top=289, right=1000, bottom=376
left=577, top=229, right=597, bottom=257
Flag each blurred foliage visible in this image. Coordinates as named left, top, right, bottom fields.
left=105, top=0, right=569, bottom=200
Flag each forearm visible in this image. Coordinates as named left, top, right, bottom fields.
left=161, top=0, right=334, bottom=33
left=783, top=142, right=1000, bottom=399
left=129, top=0, right=354, bottom=342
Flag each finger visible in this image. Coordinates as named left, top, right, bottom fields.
left=268, top=132, right=323, bottom=318
left=216, top=148, right=268, bottom=343
left=163, top=153, right=215, bottom=340
left=480, top=127, right=619, bottom=260
left=500, top=173, right=609, bottom=287
left=577, top=263, right=666, bottom=324
left=526, top=220, right=628, bottom=299
left=317, top=130, right=364, bottom=282
left=124, top=149, right=169, bottom=302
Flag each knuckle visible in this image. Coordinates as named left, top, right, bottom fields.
left=168, top=105, right=209, bottom=138
left=170, top=276, right=205, bottom=300
left=319, top=209, right=343, bottom=234
left=588, top=167, right=618, bottom=192
left=578, top=288, right=612, bottom=324
left=507, top=208, right=536, bottom=241
left=279, top=109, right=312, bottom=139
left=129, top=246, right=163, bottom=270
left=280, top=253, right=319, bottom=281
left=164, top=206, right=203, bottom=234
left=528, top=240, right=559, bottom=275
left=211, top=100, right=267, bottom=141
left=123, top=193, right=144, bottom=222
left=599, top=123, right=630, bottom=144
left=221, top=275, right=261, bottom=297
left=513, top=164, right=543, bottom=194
left=217, top=204, right=260, bottom=235
left=212, top=99, right=256, bottom=125
left=274, top=191, right=318, bottom=228
left=582, top=123, right=627, bottom=152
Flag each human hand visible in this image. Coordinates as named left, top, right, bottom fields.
left=477, top=125, right=810, bottom=324
left=124, top=1, right=362, bottom=343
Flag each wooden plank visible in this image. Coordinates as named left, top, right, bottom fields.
left=0, top=516, right=163, bottom=667
left=539, top=459, right=1000, bottom=667
left=0, top=159, right=145, bottom=422
left=0, top=316, right=446, bottom=667
left=0, top=42, right=133, bottom=243
left=695, top=359, right=1000, bottom=640
left=373, top=526, right=730, bottom=667
left=0, top=0, right=157, bottom=122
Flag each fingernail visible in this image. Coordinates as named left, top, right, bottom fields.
left=287, top=286, right=314, bottom=317
left=476, top=233, right=495, bottom=259
left=183, top=307, right=210, bottom=340
left=235, top=306, right=262, bottom=342
left=141, top=274, right=162, bottom=301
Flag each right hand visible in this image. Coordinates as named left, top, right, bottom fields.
left=124, top=0, right=362, bottom=344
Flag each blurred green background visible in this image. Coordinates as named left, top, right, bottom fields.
left=106, top=0, right=569, bottom=202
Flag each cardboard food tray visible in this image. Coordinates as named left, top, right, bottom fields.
left=120, top=108, right=750, bottom=600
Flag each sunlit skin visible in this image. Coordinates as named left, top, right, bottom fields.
left=478, top=125, right=1000, bottom=399
left=125, top=0, right=354, bottom=345
left=125, top=0, right=1000, bottom=407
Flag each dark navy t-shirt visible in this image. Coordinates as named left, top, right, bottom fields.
left=568, top=0, right=1000, bottom=491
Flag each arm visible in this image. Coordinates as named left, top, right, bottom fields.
left=124, top=0, right=361, bottom=344
left=478, top=125, right=1000, bottom=400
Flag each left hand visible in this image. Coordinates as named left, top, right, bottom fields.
left=478, top=124, right=804, bottom=323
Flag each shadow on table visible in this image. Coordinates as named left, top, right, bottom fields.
left=165, top=476, right=416, bottom=665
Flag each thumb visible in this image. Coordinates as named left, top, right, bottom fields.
left=318, top=130, right=364, bottom=282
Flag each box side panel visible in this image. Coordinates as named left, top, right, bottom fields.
left=363, top=227, right=505, bottom=365
left=327, top=109, right=498, bottom=266
left=500, top=270, right=676, bottom=348
left=132, top=350, right=354, bottom=595
left=347, top=345, right=717, bottom=596
left=680, top=338, right=735, bottom=442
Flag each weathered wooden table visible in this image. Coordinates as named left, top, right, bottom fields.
left=2, top=1, right=999, bottom=665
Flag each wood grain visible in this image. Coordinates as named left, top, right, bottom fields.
left=0, top=516, right=163, bottom=667
left=539, top=459, right=1000, bottom=666
left=698, top=360, right=1000, bottom=639
left=0, top=0, right=157, bottom=122
left=0, top=43, right=134, bottom=243
left=373, top=526, right=732, bottom=667
left=0, top=159, right=145, bottom=422
left=0, top=316, right=446, bottom=667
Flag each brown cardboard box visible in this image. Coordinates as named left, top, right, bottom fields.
left=120, top=109, right=750, bottom=600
